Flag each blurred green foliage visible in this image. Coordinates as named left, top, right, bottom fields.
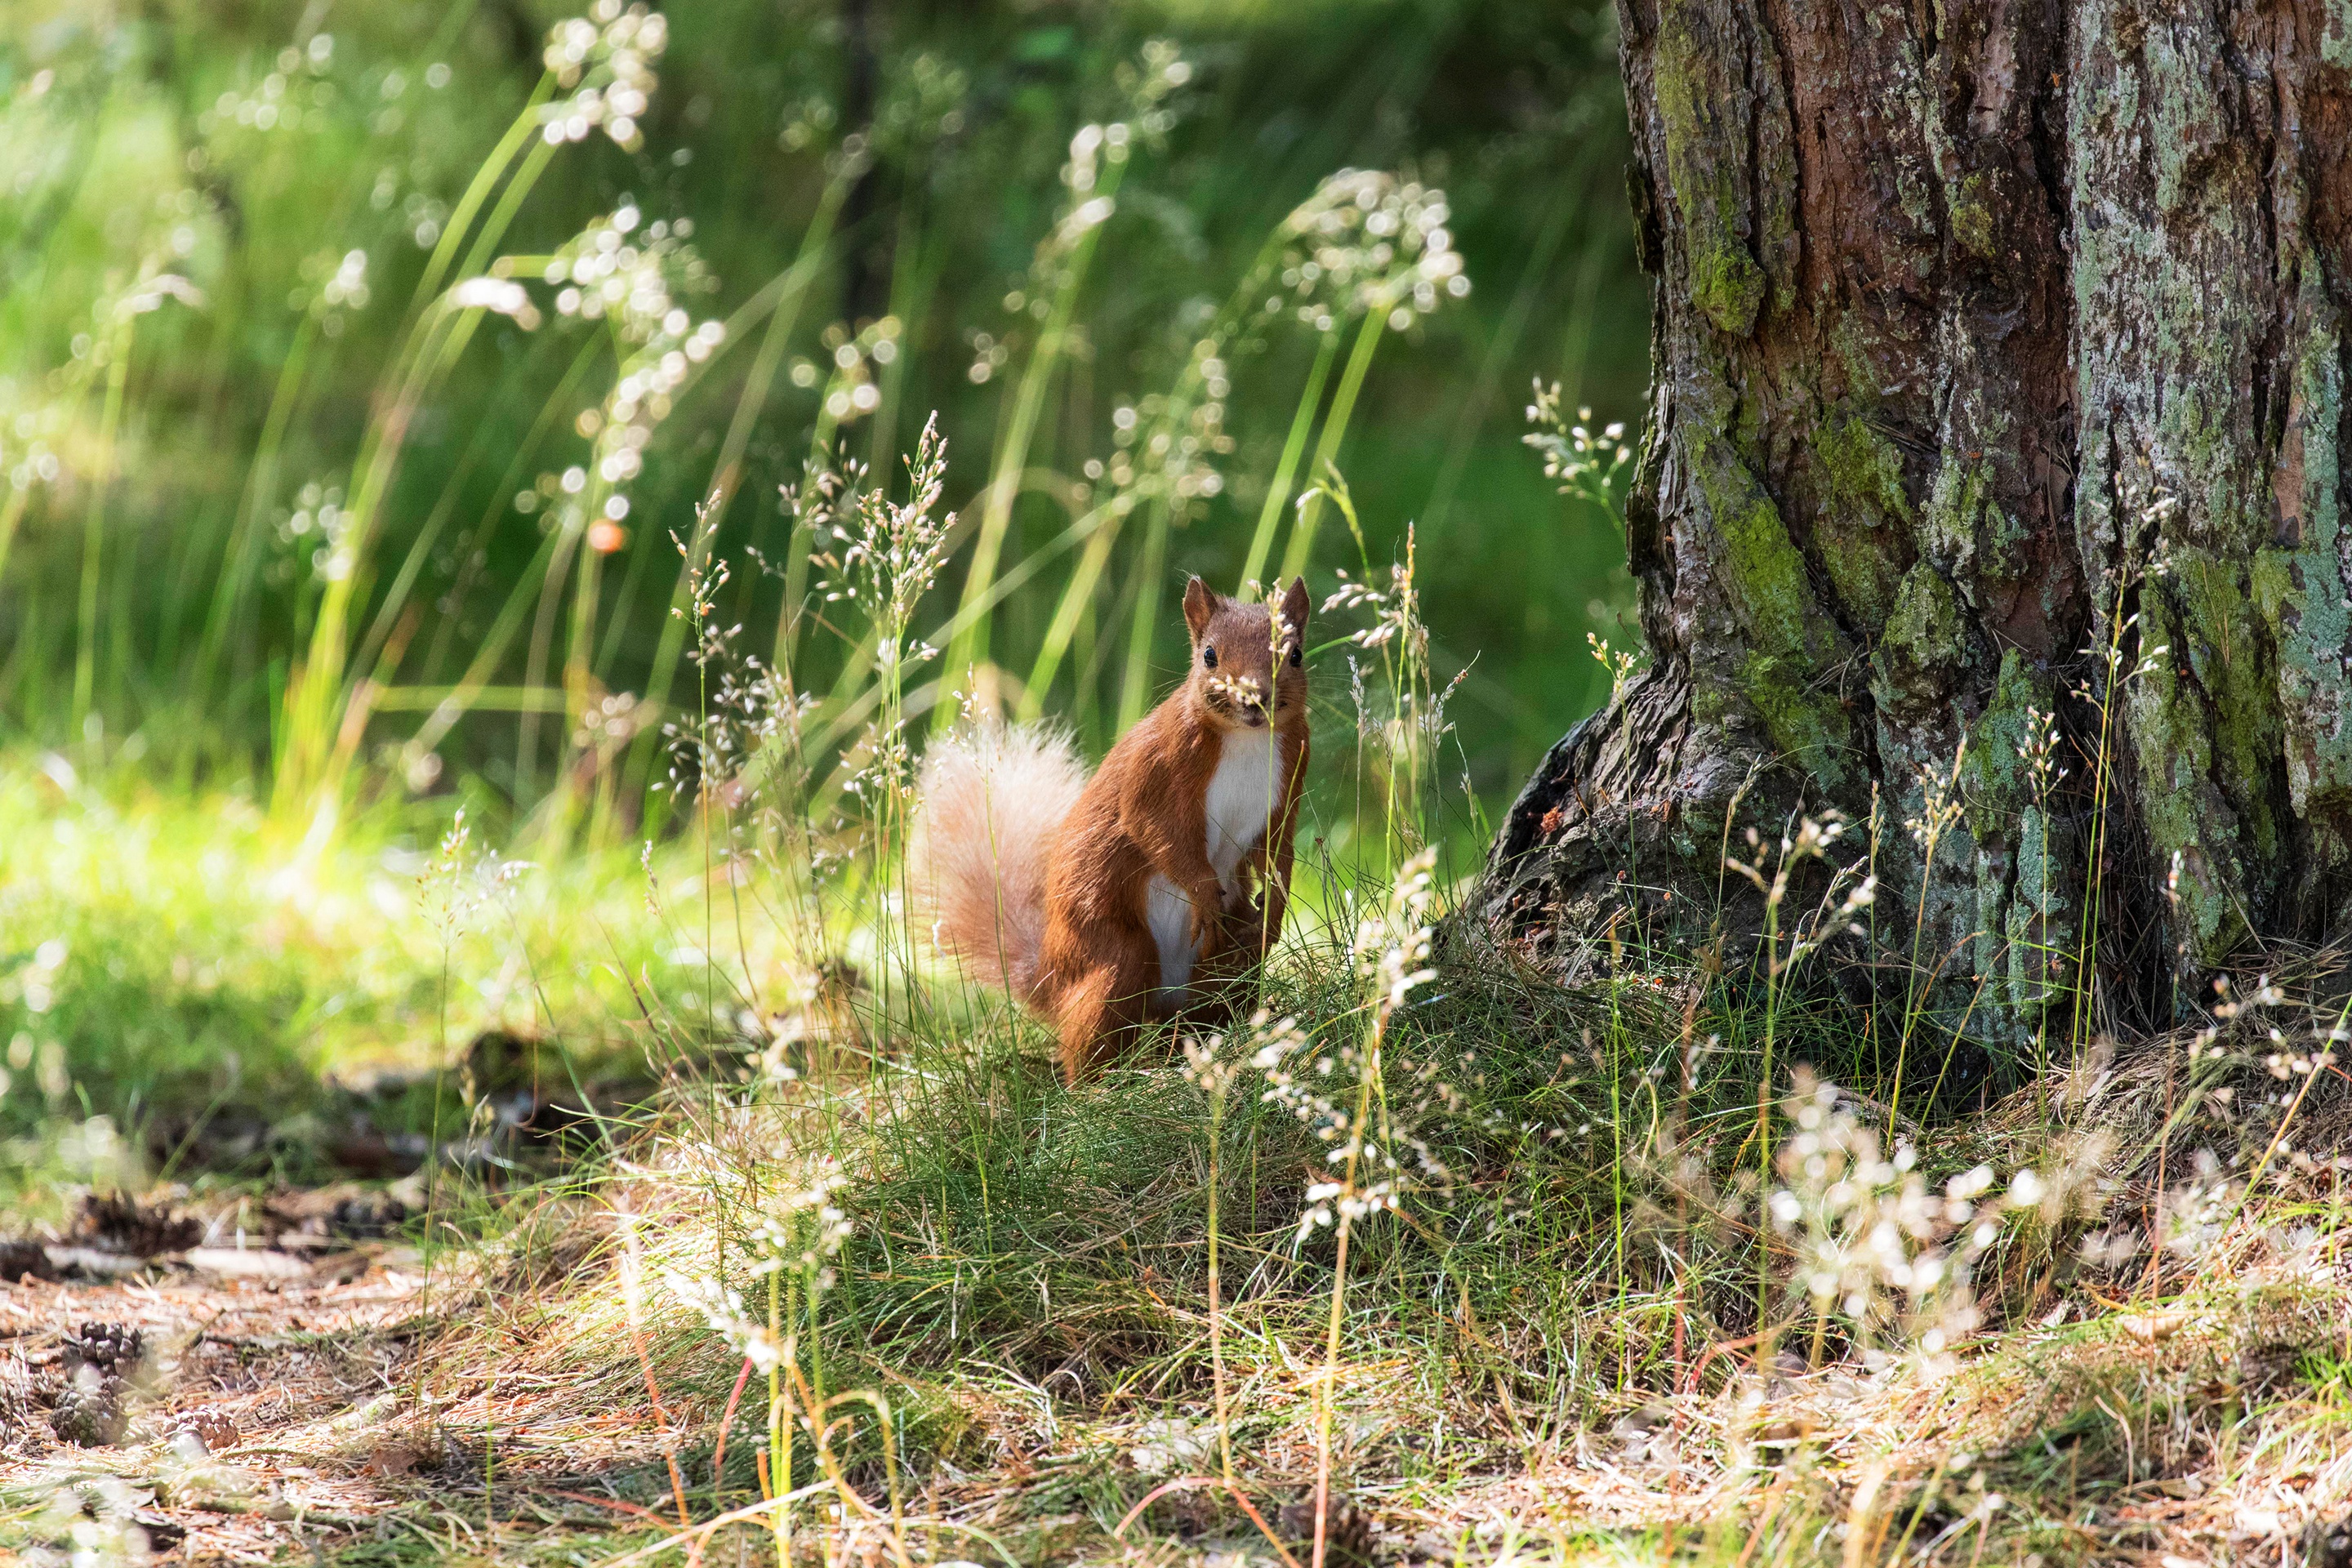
left=0, top=0, right=1642, bottom=826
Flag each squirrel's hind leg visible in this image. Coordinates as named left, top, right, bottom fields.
left=1049, top=922, right=1158, bottom=1084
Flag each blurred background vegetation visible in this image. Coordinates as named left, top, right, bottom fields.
left=0, top=0, right=1643, bottom=837
left=0, top=0, right=1652, bottom=1175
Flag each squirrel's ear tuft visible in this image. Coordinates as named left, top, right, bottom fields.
left=1281, top=575, right=1311, bottom=634
left=1183, top=575, right=1215, bottom=639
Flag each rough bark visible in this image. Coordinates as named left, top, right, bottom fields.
left=1479, top=0, right=2352, bottom=1040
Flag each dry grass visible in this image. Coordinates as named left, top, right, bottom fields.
left=10, top=1027, right=2352, bottom=1567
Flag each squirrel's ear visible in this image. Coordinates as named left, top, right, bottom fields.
left=1183, top=576, right=1215, bottom=639
left=1281, top=575, right=1311, bottom=634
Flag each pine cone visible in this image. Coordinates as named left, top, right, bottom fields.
left=48, top=1322, right=145, bottom=1446
left=63, top=1321, right=145, bottom=1376
left=1276, top=1496, right=1376, bottom=1568
left=328, top=1193, right=409, bottom=1240
left=74, top=1194, right=201, bottom=1257
left=177, top=1406, right=239, bottom=1453
left=2308, top=1516, right=2352, bottom=1568
left=50, top=1372, right=127, bottom=1446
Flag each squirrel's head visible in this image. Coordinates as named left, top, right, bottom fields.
left=1181, top=576, right=1310, bottom=733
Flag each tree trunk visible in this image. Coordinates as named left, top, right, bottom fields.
left=1477, top=0, right=2352, bottom=1043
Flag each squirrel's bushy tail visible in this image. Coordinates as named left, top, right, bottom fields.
left=910, top=722, right=1087, bottom=1000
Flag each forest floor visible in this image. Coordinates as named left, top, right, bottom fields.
left=9, top=773, right=2352, bottom=1566
left=8, top=1085, right=2352, bottom=1568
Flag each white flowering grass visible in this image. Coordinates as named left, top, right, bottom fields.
left=377, top=839, right=2352, bottom=1568
left=1221, top=850, right=1446, bottom=1568
left=1766, top=1071, right=2111, bottom=1377
left=276, top=5, right=687, bottom=818
left=1317, top=499, right=1468, bottom=875
left=1523, top=376, right=1630, bottom=514
left=940, top=40, right=1196, bottom=717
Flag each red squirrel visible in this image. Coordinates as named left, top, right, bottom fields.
left=914, top=577, right=1311, bottom=1080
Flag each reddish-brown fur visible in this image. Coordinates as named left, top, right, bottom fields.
left=912, top=577, right=1311, bottom=1081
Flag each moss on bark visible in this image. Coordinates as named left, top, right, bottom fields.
left=1651, top=7, right=1766, bottom=337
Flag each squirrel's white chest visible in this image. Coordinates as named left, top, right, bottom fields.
left=1147, top=730, right=1283, bottom=997
left=1203, top=728, right=1280, bottom=884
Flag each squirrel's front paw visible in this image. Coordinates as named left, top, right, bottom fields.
left=1190, top=896, right=1227, bottom=954
left=1216, top=913, right=1267, bottom=958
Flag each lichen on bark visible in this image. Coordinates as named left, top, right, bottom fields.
left=2261, top=282, right=2352, bottom=879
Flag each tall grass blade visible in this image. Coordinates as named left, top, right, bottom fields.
left=72, top=314, right=135, bottom=737
left=935, top=142, right=1125, bottom=716
left=1277, top=310, right=1383, bottom=584
left=1237, top=328, right=1339, bottom=592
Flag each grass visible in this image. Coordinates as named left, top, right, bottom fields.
left=5, top=464, right=2340, bottom=1562
left=0, top=748, right=806, bottom=1217
left=11, top=773, right=2352, bottom=1566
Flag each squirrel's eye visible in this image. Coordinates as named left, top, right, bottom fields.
left=1287, top=644, right=1303, bottom=667
left=1201, top=645, right=1218, bottom=669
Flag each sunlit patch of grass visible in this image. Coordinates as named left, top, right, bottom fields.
left=0, top=750, right=819, bottom=1205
